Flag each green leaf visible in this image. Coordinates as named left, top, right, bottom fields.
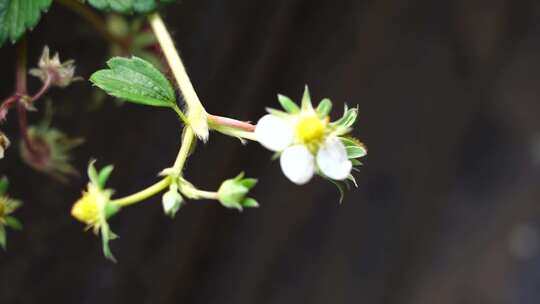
left=5, top=216, right=22, bottom=230
left=316, top=98, right=332, bottom=118
left=90, top=56, right=176, bottom=108
left=87, top=0, right=175, bottom=14
left=0, top=0, right=52, bottom=47
left=0, top=225, right=5, bottom=250
left=0, top=176, right=8, bottom=196
left=277, top=94, right=299, bottom=114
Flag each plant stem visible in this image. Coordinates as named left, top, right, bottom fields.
left=112, top=177, right=171, bottom=207
left=110, top=16, right=202, bottom=207
left=0, top=96, right=19, bottom=121
left=30, top=73, right=52, bottom=102
left=149, top=13, right=208, bottom=139
left=14, top=38, right=38, bottom=154
left=148, top=14, right=205, bottom=114
left=172, top=128, right=194, bottom=172
left=207, top=114, right=255, bottom=132
left=55, top=0, right=130, bottom=52
left=15, top=40, right=27, bottom=96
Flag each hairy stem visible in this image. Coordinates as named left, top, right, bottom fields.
left=148, top=14, right=205, bottom=114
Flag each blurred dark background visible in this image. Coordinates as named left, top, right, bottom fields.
left=2, top=0, right=540, bottom=303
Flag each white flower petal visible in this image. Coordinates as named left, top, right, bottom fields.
left=316, top=137, right=352, bottom=180
left=255, top=114, right=294, bottom=151
left=280, top=145, right=315, bottom=185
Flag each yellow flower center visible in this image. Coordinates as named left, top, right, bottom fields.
left=71, top=189, right=100, bottom=225
left=295, top=115, right=325, bottom=144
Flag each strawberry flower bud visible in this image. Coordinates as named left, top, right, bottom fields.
left=217, top=173, right=258, bottom=211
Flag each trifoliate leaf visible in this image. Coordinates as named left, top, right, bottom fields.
left=277, top=94, right=299, bottom=114
left=316, top=98, right=332, bottom=118
left=90, top=56, right=176, bottom=108
left=87, top=0, right=175, bottom=14
left=0, top=0, right=52, bottom=46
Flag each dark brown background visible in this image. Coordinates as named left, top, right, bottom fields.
left=1, top=0, right=540, bottom=303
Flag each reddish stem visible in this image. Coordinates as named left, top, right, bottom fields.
left=0, top=95, right=19, bottom=121
left=30, top=73, right=52, bottom=102
left=207, top=114, right=256, bottom=132
left=14, top=38, right=38, bottom=155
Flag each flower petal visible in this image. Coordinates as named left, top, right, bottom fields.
left=280, top=145, right=315, bottom=185
left=316, top=137, right=352, bottom=180
left=255, top=114, right=294, bottom=151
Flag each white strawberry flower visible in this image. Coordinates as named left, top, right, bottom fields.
left=255, top=87, right=364, bottom=185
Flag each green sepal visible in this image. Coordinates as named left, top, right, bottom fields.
left=339, top=137, right=367, bottom=159
left=90, top=56, right=176, bottom=108
left=331, top=105, right=358, bottom=135
left=241, top=198, right=259, bottom=208
left=265, top=107, right=289, bottom=118
left=4, top=216, right=22, bottom=230
left=87, top=160, right=100, bottom=186
left=316, top=98, right=332, bottom=118
left=104, top=201, right=120, bottom=219
left=100, top=222, right=118, bottom=263
left=328, top=179, right=346, bottom=204
left=0, top=176, right=8, bottom=196
left=98, top=165, right=114, bottom=189
left=0, top=225, right=6, bottom=250
left=277, top=94, right=300, bottom=114
left=301, top=85, right=313, bottom=110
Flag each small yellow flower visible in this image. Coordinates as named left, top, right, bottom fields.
left=71, top=184, right=110, bottom=234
